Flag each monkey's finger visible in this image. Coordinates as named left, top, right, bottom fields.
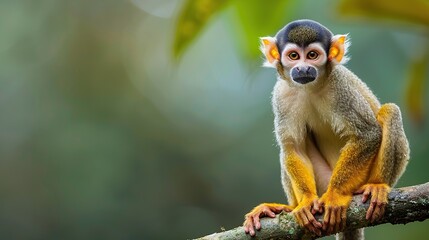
left=362, top=186, right=372, bottom=203
left=366, top=189, right=378, bottom=220
left=263, top=208, right=276, bottom=218
left=340, top=207, right=347, bottom=230
left=253, top=214, right=262, bottom=230
left=300, top=212, right=314, bottom=233
left=311, top=207, right=317, bottom=215
left=297, top=210, right=315, bottom=233
left=374, top=190, right=387, bottom=222
left=300, top=209, right=320, bottom=236
left=244, top=224, right=249, bottom=234
left=330, top=207, right=339, bottom=234
left=258, top=207, right=275, bottom=217
left=267, top=211, right=276, bottom=218
left=370, top=192, right=384, bottom=222
left=371, top=204, right=382, bottom=223
left=354, top=187, right=364, bottom=194
left=304, top=207, right=322, bottom=229
left=328, top=207, right=337, bottom=234
left=306, top=222, right=320, bottom=236
left=247, top=218, right=256, bottom=236
left=244, top=224, right=248, bottom=234
left=273, top=206, right=283, bottom=213
left=297, top=210, right=307, bottom=226
left=274, top=205, right=291, bottom=213
left=243, top=218, right=253, bottom=235
left=379, top=188, right=388, bottom=203
left=317, top=199, right=325, bottom=208
left=249, top=227, right=255, bottom=236
left=314, top=199, right=324, bottom=214
left=311, top=199, right=321, bottom=214
left=282, top=206, right=293, bottom=212
left=322, top=208, right=331, bottom=231
left=366, top=203, right=375, bottom=221
left=334, top=207, right=341, bottom=233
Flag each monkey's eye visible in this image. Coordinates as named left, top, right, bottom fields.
left=307, top=51, right=319, bottom=60
left=288, top=51, right=300, bottom=60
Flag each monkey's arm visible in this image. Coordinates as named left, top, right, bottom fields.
left=243, top=142, right=322, bottom=236
left=315, top=83, right=383, bottom=234
left=283, top=144, right=323, bottom=235
left=316, top=134, right=381, bottom=234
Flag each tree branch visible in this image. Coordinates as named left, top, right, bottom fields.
left=195, top=182, right=429, bottom=240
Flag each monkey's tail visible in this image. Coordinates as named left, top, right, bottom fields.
left=336, top=228, right=364, bottom=240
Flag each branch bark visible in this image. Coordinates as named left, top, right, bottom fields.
left=195, top=182, right=429, bottom=240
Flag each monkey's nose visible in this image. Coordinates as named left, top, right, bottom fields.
left=297, top=66, right=311, bottom=74
left=291, top=66, right=317, bottom=84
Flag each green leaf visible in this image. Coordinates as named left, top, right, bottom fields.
left=231, top=0, right=295, bottom=58
left=338, top=0, right=429, bottom=26
left=173, top=0, right=230, bottom=58
left=405, top=50, right=429, bottom=124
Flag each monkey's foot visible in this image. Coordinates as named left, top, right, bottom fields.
left=316, top=191, right=352, bottom=235
left=243, top=203, right=293, bottom=236
left=292, top=197, right=322, bottom=236
left=355, top=183, right=390, bottom=223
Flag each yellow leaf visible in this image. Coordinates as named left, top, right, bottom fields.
left=338, top=0, right=429, bottom=26
left=405, top=51, right=428, bottom=124
left=173, top=0, right=230, bottom=59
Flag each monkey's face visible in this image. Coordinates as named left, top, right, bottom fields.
left=260, top=20, right=349, bottom=85
left=281, top=43, right=327, bottom=85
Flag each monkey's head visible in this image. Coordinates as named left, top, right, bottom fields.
left=260, top=19, right=349, bottom=85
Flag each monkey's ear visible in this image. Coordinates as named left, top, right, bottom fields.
left=328, top=34, right=350, bottom=64
left=260, top=37, right=280, bottom=68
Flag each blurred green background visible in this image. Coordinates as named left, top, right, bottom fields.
left=1, top=0, right=429, bottom=239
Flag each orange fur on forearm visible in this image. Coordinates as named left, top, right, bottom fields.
left=285, top=146, right=318, bottom=203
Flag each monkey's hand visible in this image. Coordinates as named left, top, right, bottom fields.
left=292, top=196, right=322, bottom=236
left=243, top=203, right=293, bottom=236
left=355, top=183, right=390, bottom=223
left=315, top=191, right=352, bottom=235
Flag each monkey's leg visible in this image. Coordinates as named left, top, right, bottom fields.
left=316, top=133, right=380, bottom=235
left=356, top=103, right=410, bottom=222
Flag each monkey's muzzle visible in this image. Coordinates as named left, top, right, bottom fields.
left=291, top=66, right=317, bottom=84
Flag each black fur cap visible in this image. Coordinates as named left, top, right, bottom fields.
left=275, top=19, right=333, bottom=54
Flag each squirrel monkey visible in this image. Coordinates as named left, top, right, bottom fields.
left=243, top=20, right=409, bottom=239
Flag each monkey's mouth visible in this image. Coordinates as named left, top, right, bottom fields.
left=293, top=76, right=316, bottom=84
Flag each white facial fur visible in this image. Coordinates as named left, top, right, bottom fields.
left=280, top=42, right=328, bottom=84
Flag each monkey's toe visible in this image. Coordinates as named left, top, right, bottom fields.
left=357, top=183, right=390, bottom=222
